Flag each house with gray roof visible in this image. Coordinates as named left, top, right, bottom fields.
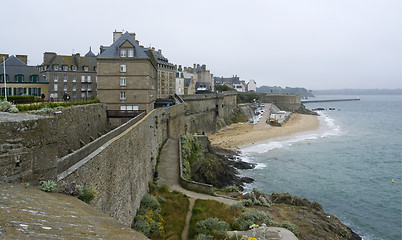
left=97, top=31, right=158, bottom=124
left=1, top=55, right=48, bottom=98
left=38, top=48, right=97, bottom=101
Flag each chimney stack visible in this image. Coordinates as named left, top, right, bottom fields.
left=113, top=31, right=123, bottom=42
left=129, top=32, right=136, bottom=40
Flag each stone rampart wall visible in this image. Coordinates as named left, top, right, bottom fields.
left=261, top=94, right=301, bottom=111
left=0, top=104, right=109, bottom=183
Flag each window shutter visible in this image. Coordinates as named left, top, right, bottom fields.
left=13, top=88, right=16, bottom=95
left=24, top=88, right=27, bottom=94
left=28, top=88, right=31, bottom=95
left=38, top=88, right=41, bottom=96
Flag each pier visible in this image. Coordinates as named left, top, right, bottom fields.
left=301, top=98, right=360, bottom=103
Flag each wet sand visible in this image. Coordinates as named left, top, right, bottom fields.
left=208, top=110, right=319, bottom=150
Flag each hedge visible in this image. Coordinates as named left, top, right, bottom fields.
left=16, top=98, right=101, bottom=112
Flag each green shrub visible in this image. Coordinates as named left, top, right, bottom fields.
left=196, top=217, right=231, bottom=239
left=76, top=185, right=98, bottom=204
left=233, top=208, right=275, bottom=231
left=195, top=234, right=214, bottom=240
left=0, top=100, right=13, bottom=112
left=132, top=194, right=164, bottom=236
left=281, top=221, right=299, bottom=236
left=40, top=180, right=58, bottom=192
left=221, top=185, right=239, bottom=192
left=16, top=98, right=100, bottom=112
left=1, top=95, right=39, bottom=104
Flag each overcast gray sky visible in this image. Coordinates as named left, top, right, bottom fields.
left=2, top=0, right=401, bottom=90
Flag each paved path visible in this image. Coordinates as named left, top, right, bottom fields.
left=157, top=138, right=299, bottom=240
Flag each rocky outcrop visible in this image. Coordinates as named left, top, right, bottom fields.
left=241, top=189, right=362, bottom=240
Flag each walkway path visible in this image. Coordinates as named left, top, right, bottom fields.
left=157, top=138, right=298, bottom=240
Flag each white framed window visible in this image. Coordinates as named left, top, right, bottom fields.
left=53, top=65, right=58, bottom=70
left=128, top=48, right=134, bottom=57
left=120, top=64, right=126, bottom=72
left=120, top=77, right=126, bottom=86
left=81, top=92, right=86, bottom=98
left=81, top=76, right=85, bottom=82
left=64, top=75, right=67, bottom=82
left=120, top=49, right=127, bottom=57
left=120, top=105, right=127, bottom=110
left=73, top=75, right=76, bottom=82
left=133, top=105, right=139, bottom=110
left=54, top=74, right=58, bottom=81
left=72, top=65, right=77, bottom=71
left=84, top=66, right=89, bottom=72
left=72, top=92, right=77, bottom=98
left=54, top=84, right=58, bottom=91
left=87, top=76, right=91, bottom=82
left=120, top=91, right=126, bottom=100
left=127, top=106, right=133, bottom=111
left=54, top=93, right=58, bottom=98
left=73, top=83, right=77, bottom=91
left=64, top=83, right=68, bottom=91
left=63, top=65, right=68, bottom=71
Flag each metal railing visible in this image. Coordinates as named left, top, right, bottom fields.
left=106, top=110, right=146, bottom=118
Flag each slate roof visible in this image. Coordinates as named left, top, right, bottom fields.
left=98, top=32, right=149, bottom=59
left=184, top=78, right=192, bottom=88
left=41, top=52, right=97, bottom=71
left=84, top=47, right=96, bottom=57
left=153, top=50, right=174, bottom=68
left=1, top=56, right=47, bottom=83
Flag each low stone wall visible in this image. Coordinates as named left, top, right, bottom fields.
left=178, top=136, right=214, bottom=195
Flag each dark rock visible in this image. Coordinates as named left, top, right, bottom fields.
left=241, top=177, right=254, bottom=184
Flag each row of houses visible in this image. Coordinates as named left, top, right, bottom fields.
left=1, top=31, right=257, bottom=112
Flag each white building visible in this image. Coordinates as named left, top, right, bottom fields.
left=247, top=79, right=257, bottom=92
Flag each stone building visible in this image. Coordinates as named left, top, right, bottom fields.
left=175, top=65, right=185, bottom=95
left=182, top=64, right=214, bottom=94
left=0, top=55, right=48, bottom=98
left=37, top=50, right=97, bottom=101
left=152, top=48, right=175, bottom=99
left=97, top=31, right=157, bottom=113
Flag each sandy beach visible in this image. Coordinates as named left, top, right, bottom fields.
left=208, top=106, right=319, bottom=150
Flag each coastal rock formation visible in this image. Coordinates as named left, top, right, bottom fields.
left=241, top=189, right=362, bottom=240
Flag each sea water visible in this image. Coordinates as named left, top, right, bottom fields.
left=239, top=95, right=402, bottom=240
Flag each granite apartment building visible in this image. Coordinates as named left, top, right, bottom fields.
left=97, top=31, right=157, bottom=113
left=38, top=50, right=97, bottom=101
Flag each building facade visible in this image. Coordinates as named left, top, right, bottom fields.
left=153, top=48, right=175, bottom=99
left=247, top=79, right=257, bottom=92
left=38, top=50, right=97, bottom=101
left=176, top=66, right=185, bottom=95
left=0, top=55, right=48, bottom=99
left=97, top=31, right=157, bottom=113
left=182, top=64, right=214, bottom=94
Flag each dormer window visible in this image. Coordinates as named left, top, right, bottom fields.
left=120, top=49, right=127, bottom=57
left=53, top=65, right=59, bottom=71
left=84, top=66, right=89, bottom=72
left=63, top=65, right=68, bottom=71
left=72, top=65, right=77, bottom=71
left=128, top=48, right=134, bottom=57
left=30, top=75, right=39, bottom=83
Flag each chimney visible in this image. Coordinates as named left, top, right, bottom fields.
left=201, top=64, right=206, bottom=70
left=193, top=63, right=196, bottom=69
left=197, top=64, right=200, bottom=69
left=178, top=65, right=182, bottom=72
left=16, top=55, right=28, bottom=64
left=113, top=31, right=123, bottom=42
left=129, top=32, right=136, bottom=40
left=43, top=52, right=57, bottom=64
left=158, top=49, right=162, bottom=54
left=135, top=40, right=140, bottom=45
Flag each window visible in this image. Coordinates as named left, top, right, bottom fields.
left=30, top=75, right=39, bottom=83
left=128, top=48, right=134, bottom=57
left=87, top=76, right=91, bottom=82
left=120, top=91, right=126, bottom=100
left=54, top=84, right=58, bottom=91
left=53, top=65, right=58, bottom=70
left=63, top=65, right=68, bottom=71
left=64, top=75, right=67, bottom=82
left=15, top=74, right=24, bottom=82
left=81, top=76, right=85, bottom=82
left=84, top=66, right=89, bottom=72
left=0, top=74, right=9, bottom=82
left=73, top=83, right=77, bottom=91
left=54, top=93, right=58, bottom=98
left=73, top=75, right=76, bottom=82
left=120, top=77, right=126, bottom=86
left=64, top=83, right=68, bottom=91
left=120, top=64, right=126, bottom=72
left=81, top=92, right=86, bottom=98
left=72, top=92, right=77, bottom=98
left=54, top=74, right=58, bottom=81
left=120, top=49, right=127, bottom=57
left=133, top=106, right=139, bottom=110
left=72, top=65, right=77, bottom=71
